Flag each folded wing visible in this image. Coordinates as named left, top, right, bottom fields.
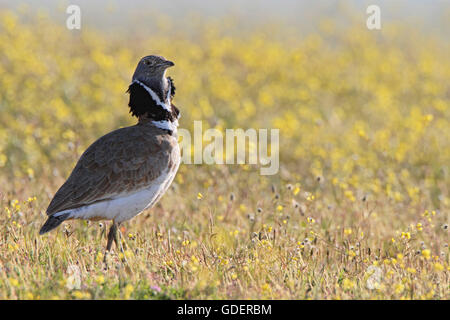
left=46, top=125, right=175, bottom=216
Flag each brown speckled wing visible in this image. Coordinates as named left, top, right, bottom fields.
left=46, top=124, right=178, bottom=216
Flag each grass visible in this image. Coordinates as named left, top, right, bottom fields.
left=0, top=9, right=448, bottom=299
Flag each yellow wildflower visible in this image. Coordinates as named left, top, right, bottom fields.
left=394, top=283, right=404, bottom=295
left=124, top=284, right=134, bottom=299
left=434, top=263, right=444, bottom=272
left=421, top=249, right=431, bottom=260
left=95, top=275, right=105, bottom=285
left=342, top=278, right=355, bottom=290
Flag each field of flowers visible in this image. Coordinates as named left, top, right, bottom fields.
left=0, top=10, right=448, bottom=299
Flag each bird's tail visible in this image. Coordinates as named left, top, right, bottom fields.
left=39, top=213, right=70, bottom=235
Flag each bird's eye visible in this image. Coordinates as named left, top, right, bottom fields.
left=144, top=60, right=150, bottom=66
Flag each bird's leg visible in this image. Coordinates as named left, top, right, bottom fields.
left=103, top=221, right=118, bottom=265
left=106, top=221, right=118, bottom=252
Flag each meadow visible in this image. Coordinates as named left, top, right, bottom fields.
left=0, top=10, right=448, bottom=299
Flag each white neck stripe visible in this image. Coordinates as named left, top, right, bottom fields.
left=152, top=119, right=178, bottom=133
left=132, top=79, right=172, bottom=112
left=167, top=85, right=172, bottom=104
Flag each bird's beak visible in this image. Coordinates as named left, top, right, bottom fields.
left=164, top=60, right=175, bottom=67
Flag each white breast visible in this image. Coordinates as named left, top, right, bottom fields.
left=53, top=166, right=177, bottom=223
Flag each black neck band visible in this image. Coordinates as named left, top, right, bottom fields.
left=127, top=81, right=179, bottom=121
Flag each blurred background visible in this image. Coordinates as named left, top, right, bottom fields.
left=0, top=0, right=448, bottom=299
left=1, top=0, right=449, bottom=34
left=0, top=0, right=448, bottom=194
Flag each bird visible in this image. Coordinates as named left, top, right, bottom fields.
left=39, top=55, right=181, bottom=256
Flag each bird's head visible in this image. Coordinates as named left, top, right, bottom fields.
left=132, top=55, right=174, bottom=86
left=127, top=55, right=179, bottom=131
